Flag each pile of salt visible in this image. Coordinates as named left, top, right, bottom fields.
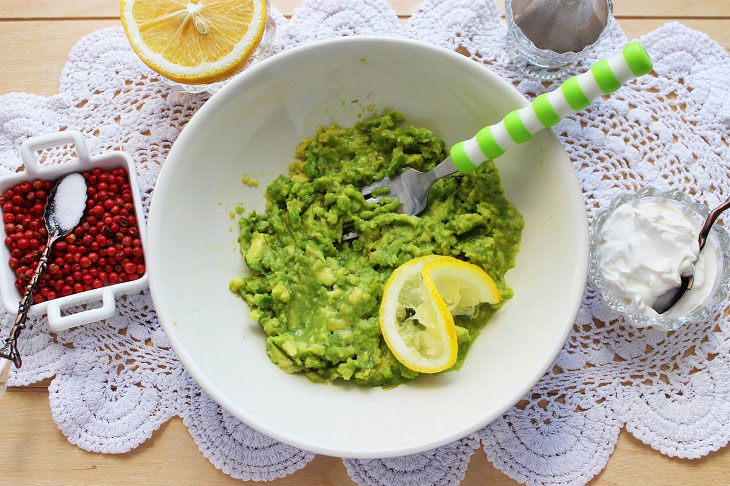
left=50, top=173, right=87, bottom=231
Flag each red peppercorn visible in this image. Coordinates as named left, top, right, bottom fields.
left=4, top=171, right=144, bottom=300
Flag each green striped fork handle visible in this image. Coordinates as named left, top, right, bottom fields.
left=450, top=42, right=653, bottom=174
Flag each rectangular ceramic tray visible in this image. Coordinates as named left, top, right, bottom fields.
left=0, top=130, right=148, bottom=331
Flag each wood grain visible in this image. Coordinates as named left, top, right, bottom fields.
left=0, top=20, right=119, bottom=97
left=1, top=0, right=728, bottom=19
left=1, top=0, right=730, bottom=485
left=2, top=391, right=729, bottom=485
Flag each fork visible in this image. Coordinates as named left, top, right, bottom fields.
left=343, top=42, right=652, bottom=241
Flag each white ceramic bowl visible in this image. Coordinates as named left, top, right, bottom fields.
left=0, top=131, right=148, bottom=331
left=148, top=37, right=588, bottom=458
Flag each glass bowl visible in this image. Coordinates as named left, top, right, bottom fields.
left=161, top=0, right=277, bottom=95
left=505, top=0, right=614, bottom=79
left=589, top=187, right=730, bottom=331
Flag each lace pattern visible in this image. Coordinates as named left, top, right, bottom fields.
left=0, top=0, right=728, bottom=484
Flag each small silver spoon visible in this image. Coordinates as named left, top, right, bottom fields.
left=652, top=195, right=730, bottom=315
left=0, top=173, right=87, bottom=394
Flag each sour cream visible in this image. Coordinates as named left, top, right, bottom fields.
left=596, top=201, right=717, bottom=317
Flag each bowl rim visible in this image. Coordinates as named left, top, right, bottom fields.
left=147, top=35, right=588, bottom=458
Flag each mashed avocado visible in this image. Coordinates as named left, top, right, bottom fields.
left=231, top=112, right=523, bottom=387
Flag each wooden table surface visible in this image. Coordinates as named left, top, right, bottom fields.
left=1, top=1, right=728, bottom=484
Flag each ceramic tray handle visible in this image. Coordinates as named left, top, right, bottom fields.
left=450, top=42, right=654, bottom=174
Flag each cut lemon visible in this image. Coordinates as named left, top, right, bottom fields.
left=380, top=255, right=457, bottom=373
left=380, top=255, right=500, bottom=374
left=423, top=259, right=500, bottom=317
left=120, top=0, right=267, bottom=84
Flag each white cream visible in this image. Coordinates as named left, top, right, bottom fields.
left=596, top=201, right=716, bottom=317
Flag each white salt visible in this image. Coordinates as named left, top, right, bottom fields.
left=51, top=173, right=87, bottom=231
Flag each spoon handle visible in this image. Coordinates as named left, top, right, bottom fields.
left=698, top=195, right=730, bottom=251
left=449, top=42, right=653, bottom=174
left=0, top=238, right=54, bottom=369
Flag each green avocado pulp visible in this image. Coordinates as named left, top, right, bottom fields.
left=230, top=112, right=524, bottom=387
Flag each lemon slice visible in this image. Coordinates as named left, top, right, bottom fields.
left=120, top=0, right=267, bottom=84
left=380, top=255, right=501, bottom=373
left=422, top=259, right=500, bottom=317
left=380, top=255, right=458, bottom=373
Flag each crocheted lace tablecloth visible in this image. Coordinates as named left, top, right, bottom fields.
left=0, top=1, right=729, bottom=484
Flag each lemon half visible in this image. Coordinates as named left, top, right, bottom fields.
left=380, top=256, right=501, bottom=374
left=121, top=0, right=267, bottom=84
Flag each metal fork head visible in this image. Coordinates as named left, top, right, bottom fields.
left=342, top=168, right=434, bottom=241
left=361, top=168, right=434, bottom=215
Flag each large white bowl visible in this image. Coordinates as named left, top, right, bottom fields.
left=148, top=37, right=588, bottom=458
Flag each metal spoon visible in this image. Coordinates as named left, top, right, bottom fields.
left=0, top=173, right=87, bottom=395
left=652, top=195, right=730, bottom=315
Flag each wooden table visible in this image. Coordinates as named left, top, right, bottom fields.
left=0, top=1, right=728, bottom=484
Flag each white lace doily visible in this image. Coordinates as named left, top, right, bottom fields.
left=1, top=1, right=729, bottom=484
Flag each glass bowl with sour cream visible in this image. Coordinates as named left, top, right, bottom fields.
left=589, top=187, right=730, bottom=331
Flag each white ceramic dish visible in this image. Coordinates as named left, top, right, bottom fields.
left=148, top=36, right=588, bottom=458
left=0, top=131, right=148, bottom=331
